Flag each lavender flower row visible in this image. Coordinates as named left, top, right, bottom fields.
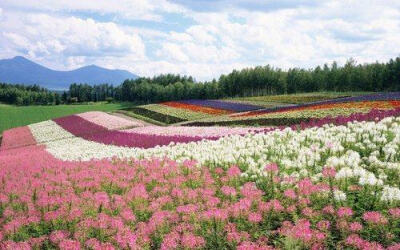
left=180, top=99, right=264, bottom=112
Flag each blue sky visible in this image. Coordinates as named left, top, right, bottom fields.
left=0, top=0, right=399, bottom=80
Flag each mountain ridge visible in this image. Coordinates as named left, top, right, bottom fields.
left=0, top=56, right=138, bottom=90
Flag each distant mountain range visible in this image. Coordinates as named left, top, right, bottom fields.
left=0, top=56, right=138, bottom=90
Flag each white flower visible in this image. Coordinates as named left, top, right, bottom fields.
left=334, top=190, right=347, bottom=201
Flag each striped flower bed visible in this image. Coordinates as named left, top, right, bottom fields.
left=179, top=99, right=264, bottom=112
left=234, top=100, right=400, bottom=118
left=0, top=126, right=36, bottom=150
left=77, top=111, right=144, bottom=130
left=235, top=92, right=400, bottom=117
left=54, top=115, right=215, bottom=148
left=162, top=101, right=232, bottom=115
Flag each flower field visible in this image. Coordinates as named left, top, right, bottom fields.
left=186, top=92, right=400, bottom=126
left=1, top=93, right=400, bottom=249
left=121, top=100, right=264, bottom=125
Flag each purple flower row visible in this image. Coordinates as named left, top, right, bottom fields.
left=180, top=99, right=264, bottom=112
left=247, top=92, right=400, bottom=115
left=53, top=115, right=221, bottom=148
left=281, top=107, right=400, bottom=131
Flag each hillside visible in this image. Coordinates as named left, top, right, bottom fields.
left=0, top=56, right=138, bottom=90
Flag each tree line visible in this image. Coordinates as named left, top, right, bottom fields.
left=219, top=57, right=400, bottom=97
left=0, top=83, right=61, bottom=105
left=1, top=57, right=400, bottom=105
left=118, top=57, right=400, bottom=103
left=67, top=83, right=117, bottom=103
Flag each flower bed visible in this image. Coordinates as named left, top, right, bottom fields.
left=125, top=126, right=268, bottom=138
left=77, top=111, right=144, bottom=130
left=237, top=92, right=400, bottom=117
left=0, top=126, right=36, bottom=150
left=53, top=115, right=219, bottom=148
left=162, top=101, right=231, bottom=115
left=235, top=100, right=400, bottom=118
left=179, top=99, right=264, bottom=112
left=122, top=107, right=186, bottom=124
left=1, top=118, right=400, bottom=248
left=143, top=103, right=216, bottom=119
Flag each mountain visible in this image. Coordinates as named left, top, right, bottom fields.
left=0, top=56, right=138, bottom=90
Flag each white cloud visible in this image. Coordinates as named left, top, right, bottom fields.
left=156, top=43, right=189, bottom=62
left=1, top=0, right=186, bottom=21
left=1, top=0, right=400, bottom=81
left=0, top=12, right=146, bottom=69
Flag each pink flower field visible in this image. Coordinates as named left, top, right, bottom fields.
left=1, top=110, right=400, bottom=249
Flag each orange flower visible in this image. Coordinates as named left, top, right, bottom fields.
left=162, top=102, right=232, bottom=115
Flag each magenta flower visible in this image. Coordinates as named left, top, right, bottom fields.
left=337, top=207, right=353, bottom=218
left=349, top=222, right=363, bottom=232
left=389, top=208, right=400, bottom=218
left=221, top=186, right=237, bottom=196
left=227, top=165, right=241, bottom=177
left=264, top=163, right=279, bottom=173
left=363, top=211, right=387, bottom=224
left=322, top=166, right=336, bottom=178
left=248, top=212, right=262, bottom=223
left=283, top=189, right=296, bottom=199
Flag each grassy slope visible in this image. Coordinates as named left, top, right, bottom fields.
left=0, top=103, right=128, bottom=134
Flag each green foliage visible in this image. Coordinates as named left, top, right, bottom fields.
left=122, top=106, right=186, bottom=124
left=0, top=103, right=125, bottom=134
left=120, top=74, right=221, bottom=103
left=0, top=83, right=59, bottom=105
left=69, top=83, right=118, bottom=103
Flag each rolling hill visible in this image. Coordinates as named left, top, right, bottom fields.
left=0, top=56, right=138, bottom=90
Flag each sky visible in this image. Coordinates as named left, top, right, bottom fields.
left=0, top=0, right=399, bottom=81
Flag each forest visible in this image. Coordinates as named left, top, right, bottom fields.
left=1, top=57, right=400, bottom=105
left=118, top=57, right=400, bottom=103
left=0, top=83, right=61, bottom=105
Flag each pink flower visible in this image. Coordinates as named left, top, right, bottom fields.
left=389, top=208, right=400, bottom=218
left=264, top=163, right=279, bottom=173
left=120, top=208, right=136, bottom=222
left=322, top=166, right=336, bottom=178
left=214, top=167, right=224, bottom=175
left=349, top=222, right=363, bottom=232
left=316, top=220, right=330, bottom=231
left=49, top=230, right=69, bottom=244
left=203, top=209, right=228, bottom=221
left=337, top=207, right=353, bottom=218
left=248, top=212, right=262, bottom=223
left=283, top=189, right=296, bottom=199
left=302, top=207, right=314, bottom=217
left=221, top=186, right=237, bottom=196
left=85, top=238, right=101, bottom=249
left=59, top=239, right=81, bottom=250
left=363, top=211, right=387, bottom=224
left=227, top=165, right=241, bottom=177
left=322, top=205, right=335, bottom=215
left=181, top=233, right=205, bottom=249
left=345, top=234, right=364, bottom=248
left=387, top=243, right=400, bottom=250
left=161, top=231, right=179, bottom=250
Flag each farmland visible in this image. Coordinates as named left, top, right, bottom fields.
left=1, top=92, right=400, bottom=249
left=0, top=103, right=127, bottom=134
